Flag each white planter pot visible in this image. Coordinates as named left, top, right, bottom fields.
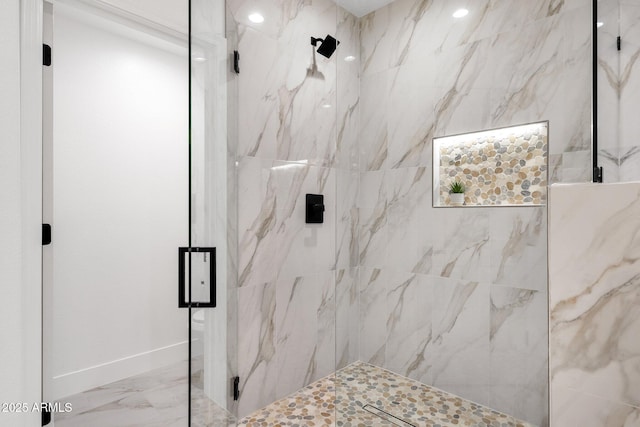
left=449, top=193, right=465, bottom=206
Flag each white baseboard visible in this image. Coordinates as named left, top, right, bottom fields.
left=51, top=340, right=189, bottom=400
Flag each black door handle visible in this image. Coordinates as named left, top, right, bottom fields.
left=178, top=247, right=216, bottom=308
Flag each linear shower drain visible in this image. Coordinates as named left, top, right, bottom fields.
left=362, top=404, right=416, bottom=427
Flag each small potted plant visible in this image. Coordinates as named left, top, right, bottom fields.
left=448, top=180, right=466, bottom=206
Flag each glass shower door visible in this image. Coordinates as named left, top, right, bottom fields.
left=43, top=1, right=192, bottom=425
left=187, top=0, right=236, bottom=424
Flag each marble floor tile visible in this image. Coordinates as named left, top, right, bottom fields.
left=54, top=360, right=531, bottom=427
left=54, top=360, right=236, bottom=427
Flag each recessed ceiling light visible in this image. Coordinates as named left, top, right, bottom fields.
left=344, top=55, right=356, bottom=62
left=597, top=21, right=604, bottom=28
left=321, top=104, right=332, bottom=109
left=452, top=8, right=469, bottom=18
left=248, top=13, right=264, bottom=23
left=192, top=56, right=207, bottom=62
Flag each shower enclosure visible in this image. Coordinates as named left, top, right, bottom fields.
left=42, top=0, right=565, bottom=426
left=596, top=0, right=640, bottom=183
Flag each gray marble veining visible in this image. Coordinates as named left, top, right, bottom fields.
left=597, top=1, right=640, bottom=183
left=549, top=183, right=640, bottom=426
left=227, top=0, right=575, bottom=425
left=54, top=360, right=236, bottom=427
left=354, top=1, right=561, bottom=424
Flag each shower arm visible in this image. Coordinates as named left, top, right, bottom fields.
left=310, top=37, right=323, bottom=67
left=310, top=36, right=323, bottom=47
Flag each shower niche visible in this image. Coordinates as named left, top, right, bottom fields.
left=433, top=121, right=549, bottom=207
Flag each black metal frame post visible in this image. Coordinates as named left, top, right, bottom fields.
left=187, top=0, right=193, bottom=423
left=593, top=0, right=603, bottom=182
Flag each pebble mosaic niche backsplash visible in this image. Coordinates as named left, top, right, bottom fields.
left=434, top=122, right=548, bottom=206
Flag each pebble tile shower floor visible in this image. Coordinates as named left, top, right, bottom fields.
left=54, top=361, right=533, bottom=426
left=238, top=361, right=533, bottom=427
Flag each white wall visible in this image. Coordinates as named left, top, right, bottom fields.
left=47, top=5, right=189, bottom=399
left=0, top=0, right=42, bottom=426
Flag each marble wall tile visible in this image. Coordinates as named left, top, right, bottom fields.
left=229, top=0, right=338, bottom=64
left=619, top=146, right=640, bottom=182
left=237, top=271, right=339, bottom=417
left=234, top=1, right=339, bottom=165
left=336, top=8, right=361, bottom=171
left=385, top=273, right=433, bottom=384
left=275, top=274, right=321, bottom=398
left=236, top=27, right=281, bottom=159
left=272, top=60, right=337, bottom=166
left=354, top=1, right=578, bottom=420
left=237, top=282, right=277, bottom=417
left=336, top=268, right=359, bottom=369
left=358, top=170, right=388, bottom=268
left=618, top=4, right=640, bottom=183
left=357, top=268, right=433, bottom=383
left=386, top=167, right=433, bottom=274
left=490, top=351, right=549, bottom=426
left=436, top=87, right=495, bottom=141
left=429, top=41, right=494, bottom=138
left=430, top=277, right=491, bottom=406
left=358, top=71, right=389, bottom=170
left=553, top=385, right=640, bottom=427
left=489, top=207, right=547, bottom=291
left=237, top=156, right=280, bottom=288
left=229, top=0, right=588, bottom=424
left=335, top=63, right=360, bottom=170
left=552, top=5, right=592, bottom=160
left=231, top=0, right=356, bottom=418
left=490, top=286, right=548, bottom=426
left=386, top=62, right=437, bottom=169
left=480, top=8, right=567, bottom=91
left=597, top=0, right=620, bottom=178
left=359, top=3, right=393, bottom=76
left=237, top=157, right=336, bottom=287
left=272, top=162, right=336, bottom=278
left=275, top=2, right=337, bottom=62
left=315, top=271, right=337, bottom=381
left=360, top=167, right=434, bottom=273
left=486, top=14, right=585, bottom=142
left=431, top=208, right=492, bottom=282
left=597, top=1, right=640, bottom=183
left=335, top=168, right=359, bottom=270
left=491, top=286, right=547, bottom=358
left=358, top=268, right=390, bottom=365
left=359, top=0, right=580, bottom=77
left=549, top=183, right=640, bottom=425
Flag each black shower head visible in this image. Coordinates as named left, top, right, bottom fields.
left=311, top=35, right=340, bottom=59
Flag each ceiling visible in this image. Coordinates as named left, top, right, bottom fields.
left=94, top=0, right=396, bottom=28
left=334, top=0, right=396, bottom=17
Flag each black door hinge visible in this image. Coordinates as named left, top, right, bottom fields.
left=43, top=44, right=52, bottom=66
left=42, top=224, right=52, bottom=245
left=617, top=36, right=621, bottom=51
left=593, top=166, right=603, bottom=183
left=42, top=408, right=51, bottom=426
left=233, top=376, right=240, bottom=401
left=233, top=51, right=240, bottom=74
